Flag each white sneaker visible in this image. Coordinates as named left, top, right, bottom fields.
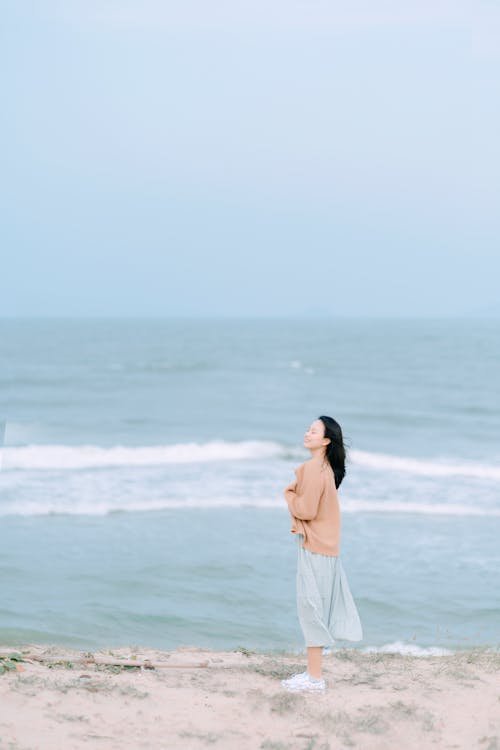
left=281, top=672, right=326, bottom=692
left=280, top=671, right=309, bottom=688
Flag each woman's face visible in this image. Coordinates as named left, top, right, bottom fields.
left=303, top=419, right=327, bottom=450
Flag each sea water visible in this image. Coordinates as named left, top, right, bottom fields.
left=0, top=317, right=499, bottom=655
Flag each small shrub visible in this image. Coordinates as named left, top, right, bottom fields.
left=0, top=652, right=25, bottom=675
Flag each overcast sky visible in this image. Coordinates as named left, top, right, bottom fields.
left=2, top=1, right=499, bottom=318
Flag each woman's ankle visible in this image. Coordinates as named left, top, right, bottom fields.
left=307, top=671, right=322, bottom=680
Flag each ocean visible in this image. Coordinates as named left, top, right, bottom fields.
left=1, top=317, right=499, bottom=655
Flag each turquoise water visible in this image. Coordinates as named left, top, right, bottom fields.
left=1, top=317, right=499, bottom=654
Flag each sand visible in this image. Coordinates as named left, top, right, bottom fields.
left=0, top=643, right=499, bottom=750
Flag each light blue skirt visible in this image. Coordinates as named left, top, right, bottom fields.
left=295, top=533, right=363, bottom=646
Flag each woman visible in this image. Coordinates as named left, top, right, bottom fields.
left=281, top=415, right=363, bottom=693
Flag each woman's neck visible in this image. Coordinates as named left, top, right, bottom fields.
left=308, top=447, right=327, bottom=464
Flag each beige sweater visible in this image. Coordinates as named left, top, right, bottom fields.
left=284, top=458, right=341, bottom=556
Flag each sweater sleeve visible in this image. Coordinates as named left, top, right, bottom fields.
left=284, top=461, right=324, bottom=520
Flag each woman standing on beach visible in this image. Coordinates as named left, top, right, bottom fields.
left=281, top=416, right=363, bottom=693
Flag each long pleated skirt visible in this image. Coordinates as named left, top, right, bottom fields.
left=295, top=533, right=363, bottom=647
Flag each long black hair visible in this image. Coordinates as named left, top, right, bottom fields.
left=318, top=415, right=347, bottom=489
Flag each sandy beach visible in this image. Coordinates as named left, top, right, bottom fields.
left=0, top=644, right=498, bottom=750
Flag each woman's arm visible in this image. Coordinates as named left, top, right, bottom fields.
left=284, top=461, right=324, bottom=520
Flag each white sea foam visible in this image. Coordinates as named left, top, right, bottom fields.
left=342, top=499, right=500, bottom=516
left=350, top=449, right=500, bottom=480
left=0, top=440, right=286, bottom=470
left=0, top=496, right=281, bottom=516
left=2, top=441, right=499, bottom=480
left=1, top=495, right=499, bottom=517
left=360, top=641, right=455, bottom=656
left=290, top=642, right=494, bottom=656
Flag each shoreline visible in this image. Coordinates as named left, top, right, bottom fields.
left=1, top=639, right=498, bottom=658
left=1, top=643, right=499, bottom=749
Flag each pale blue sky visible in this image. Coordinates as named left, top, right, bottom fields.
left=2, top=1, right=499, bottom=318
